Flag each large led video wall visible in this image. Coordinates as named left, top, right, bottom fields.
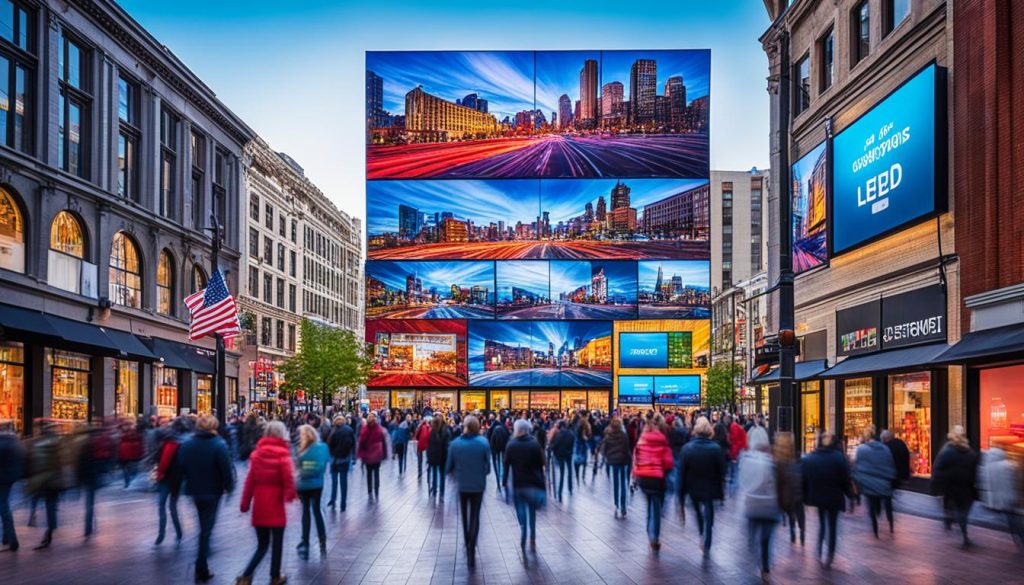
left=366, top=49, right=712, bottom=401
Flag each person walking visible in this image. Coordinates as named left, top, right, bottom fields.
left=295, top=424, right=329, bottom=560
left=391, top=415, right=411, bottom=476
left=489, top=417, right=510, bottom=490
left=931, top=425, right=979, bottom=548
left=445, top=416, right=491, bottom=567
left=601, top=417, right=632, bottom=518
left=0, top=422, right=23, bottom=552
left=357, top=413, right=388, bottom=501
left=326, top=416, right=355, bottom=511
left=981, top=447, right=1024, bottom=546
left=118, top=420, right=144, bottom=488
left=679, top=417, right=727, bottom=555
left=178, top=414, right=235, bottom=583
left=154, top=418, right=187, bottom=545
left=852, top=425, right=897, bottom=537
left=573, top=418, right=592, bottom=485
left=427, top=416, right=451, bottom=501
left=25, top=422, right=65, bottom=550
left=633, top=415, right=675, bottom=551
left=881, top=430, right=912, bottom=488
left=415, top=416, right=432, bottom=480
left=550, top=421, right=575, bottom=502
left=801, top=432, right=851, bottom=568
left=726, top=414, right=748, bottom=496
left=78, top=424, right=112, bottom=539
left=503, top=419, right=546, bottom=551
left=236, top=421, right=296, bottom=585
left=773, top=434, right=805, bottom=545
left=737, top=427, right=779, bottom=578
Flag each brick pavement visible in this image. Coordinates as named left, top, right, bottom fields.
left=0, top=459, right=1020, bottom=585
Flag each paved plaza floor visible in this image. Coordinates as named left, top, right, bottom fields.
left=0, top=460, right=1020, bottom=585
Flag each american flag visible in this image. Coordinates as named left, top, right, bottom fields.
left=185, top=269, right=240, bottom=341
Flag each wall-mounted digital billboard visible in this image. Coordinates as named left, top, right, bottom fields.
left=366, top=261, right=495, bottom=319
left=792, top=141, right=828, bottom=273
left=366, top=179, right=710, bottom=261
left=549, top=261, right=637, bottom=319
left=619, top=333, right=668, bottom=369
left=496, top=261, right=550, bottom=319
left=366, top=50, right=710, bottom=180
left=468, top=320, right=612, bottom=387
left=831, top=63, right=945, bottom=254
left=366, top=320, right=467, bottom=387
left=654, top=375, right=701, bottom=405
left=617, top=376, right=655, bottom=404
left=637, top=260, right=710, bottom=319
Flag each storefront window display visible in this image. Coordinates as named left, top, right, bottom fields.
left=423, top=391, right=454, bottom=412
left=393, top=391, right=417, bottom=410
left=762, top=385, right=774, bottom=416
left=889, top=372, right=932, bottom=477
left=562, top=390, right=587, bottom=411
left=588, top=391, right=610, bottom=412
left=801, top=382, right=821, bottom=453
left=530, top=391, right=559, bottom=410
left=114, top=360, right=138, bottom=418
left=490, top=391, right=510, bottom=411
left=367, top=390, right=389, bottom=411
left=50, top=350, right=90, bottom=421
left=979, top=364, right=1024, bottom=456
left=154, top=365, right=178, bottom=418
left=461, top=391, right=487, bottom=412
left=0, top=342, right=24, bottom=434
left=511, top=391, right=529, bottom=411
left=843, top=377, right=873, bottom=458
left=196, top=375, right=212, bottom=415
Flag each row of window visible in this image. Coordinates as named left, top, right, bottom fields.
left=248, top=227, right=298, bottom=277
left=793, top=0, right=911, bottom=115
left=247, top=266, right=297, bottom=313
left=257, top=316, right=296, bottom=352
left=249, top=195, right=298, bottom=242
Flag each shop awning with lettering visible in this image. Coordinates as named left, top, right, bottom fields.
left=818, top=343, right=949, bottom=379
left=932, top=323, right=1024, bottom=365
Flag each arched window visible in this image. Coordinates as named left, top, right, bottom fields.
left=48, top=211, right=86, bottom=293
left=110, top=232, right=142, bottom=308
left=0, top=188, right=25, bottom=273
left=157, top=249, right=174, bottom=316
left=192, top=264, right=207, bottom=294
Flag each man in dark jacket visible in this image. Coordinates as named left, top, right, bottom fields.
left=445, top=416, right=490, bottom=567
left=679, top=417, right=726, bottom=554
left=177, top=415, right=234, bottom=583
left=550, top=421, right=575, bottom=501
left=931, top=426, right=978, bottom=547
left=801, top=432, right=851, bottom=568
left=601, top=418, right=631, bottom=517
left=881, top=429, right=912, bottom=486
left=504, top=419, right=546, bottom=549
left=0, top=423, right=22, bottom=552
left=489, top=419, right=510, bottom=489
left=327, top=416, right=356, bottom=511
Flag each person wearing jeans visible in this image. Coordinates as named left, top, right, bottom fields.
left=357, top=414, right=388, bottom=501
left=178, top=415, right=234, bottom=583
left=737, top=427, right=779, bottom=577
left=426, top=416, right=451, bottom=501
left=550, top=422, right=575, bottom=502
left=445, top=416, right=491, bottom=567
left=0, top=425, right=22, bottom=552
left=296, top=425, right=329, bottom=560
left=632, top=416, right=674, bottom=551
left=504, top=419, right=546, bottom=549
left=679, top=417, right=727, bottom=555
left=238, top=421, right=296, bottom=585
left=802, top=432, right=852, bottom=568
left=326, top=416, right=355, bottom=511
left=601, top=417, right=631, bottom=518
left=154, top=419, right=186, bottom=545
left=852, top=425, right=897, bottom=538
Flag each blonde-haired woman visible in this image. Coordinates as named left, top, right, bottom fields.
left=931, top=425, right=979, bottom=548
left=296, top=424, right=330, bottom=560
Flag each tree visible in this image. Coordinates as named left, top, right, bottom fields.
left=705, top=361, right=744, bottom=410
left=279, top=319, right=371, bottom=413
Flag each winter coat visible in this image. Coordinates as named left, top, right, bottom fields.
left=296, top=441, right=330, bottom=492
left=0, top=433, right=23, bottom=485
left=26, top=434, right=63, bottom=494
left=328, top=424, right=356, bottom=461
left=775, top=459, right=803, bottom=511
left=178, top=431, right=234, bottom=498
left=427, top=427, right=451, bottom=466
left=416, top=422, right=431, bottom=453
left=241, top=437, right=297, bottom=527
left=550, top=429, right=575, bottom=461
left=601, top=428, right=632, bottom=466
left=392, top=422, right=411, bottom=446
left=118, top=430, right=144, bottom=462
left=885, top=437, right=912, bottom=483
left=632, top=430, right=674, bottom=480
left=503, top=434, right=546, bottom=491
left=931, top=442, right=979, bottom=508
left=981, top=449, right=1021, bottom=512
left=156, top=437, right=183, bottom=488
left=737, top=450, right=780, bottom=519
left=728, top=422, right=748, bottom=461
left=668, top=426, right=689, bottom=457
left=489, top=423, right=510, bottom=454
left=801, top=446, right=851, bottom=511
left=678, top=437, right=727, bottom=501
left=357, top=422, right=388, bottom=465
left=445, top=433, right=491, bottom=493
left=852, top=441, right=897, bottom=497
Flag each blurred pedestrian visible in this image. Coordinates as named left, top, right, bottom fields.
left=78, top=424, right=112, bottom=538
left=26, top=422, right=65, bottom=550
left=326, top=416, right=355, bottom=511
left=852, top=425, right=896, bottom=537
left=773, top=433, right=805, bottom=545
left=427, top=415, right=451, bottom=501
left=573, top=418, right=592, bottom=485
left=0, top=422, right=23, bottom=552
left=726, top=414, right=747, bottom=496
left=445, top=415, right=491, bottom=567
left=633, top=415, right=674, bottom=551
left=550, top=421, right=575, bottom=501
left=503, top=419, right=546, bottom=551
left=178, top=414, right=234, bottom=583
left=981, top=447, right=1024, bottom=547
left=154, top=418, right=186, bottom=545
left=679, top=416, right=727, bottom=555
left=118, top=420, right=144, bottom=488
left=391, top=415, right=411, bottom=476
left=237, top=421, right=296, bottom=585
left=295, top=424, right=329, bottom=560
left=601, top=417, right=632, bottom=518
left=881, top=430, right=911, bottom=488
left=931, top=425, right=978, bottom=548
left=489, top=417, right=509, bottom=489
left=802, top=432, right=851, bottom=568
left=415, top=416, right=431, bottom=480
left=737, top=426, right=778, bottom=578
left=357, top=413, right=388, bottom=500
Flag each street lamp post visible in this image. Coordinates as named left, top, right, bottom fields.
left=777, top=31, right=796, bottom=434
left=207, top=214, right=227, bottom=426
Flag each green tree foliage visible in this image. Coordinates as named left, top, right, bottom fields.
left=279, top=319, right=371, bottom=411
left=705, top=361, right=744, bottom=409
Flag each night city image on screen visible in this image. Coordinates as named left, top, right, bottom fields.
left=366, top=261, right=495, bottom=319
left=792, top=141, right=828, bottom=273
left=366, top=320, right=467, bottom=387
left=637, top=260, right=711, bottom=318
left=366, top=178, right=710, bottom=260
left=496, top=261, right=551, bottom=319
left=548, top=260, right=637, bottom=319
left=366, top=50, right=709, bottom=179
left=468, top=320, right=612, bottom=386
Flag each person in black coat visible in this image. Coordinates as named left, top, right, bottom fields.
left=327, top=416, right=356, bottom=511
left=504, top=419, right=546, bottom=550
left=177, top=415, right=234, bottom=583
left=601, top=417, right=632, bottom=517
left=678, top=417, right=726, bottom=554
left=881, top=429, right=912, bottom=486
left=801, top=432, right=851, bottom=568
left=489, top=419, right=510, bottom=489
left=549, top=421, right=575, bottom=501
left=426, top=416, right=451, bottom=500
left=0, top=424, right=23, bottom=552
left=931, top=426, right=979, bottom=547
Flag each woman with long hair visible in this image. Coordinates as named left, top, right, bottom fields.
left=296, top=424, right=330, bottom=560
left=632, top=415, right=675, bottom=551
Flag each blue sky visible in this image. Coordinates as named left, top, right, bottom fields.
left=117, top=0, right=771, bottom=225
left=496, top=261, right=549, bottom=302
left=541, top=178, right=708, bottom=224
left=366, top=261, right=493, bottom=297
left=468, top=320, right=611, bottom=356
left=637, top=260, right=710, bottom=293
left=549, top=261, right=637, bottom=301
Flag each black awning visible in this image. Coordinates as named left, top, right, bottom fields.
left=104, top=329, right=159, bottom=362
left=142, top=338, right=193, bottom=370
left=933, top=323, right=1024, bottom=365
left=0, top=304, right=61, bottom=341
left=179, top=345, right=216, bottom=374
left=819, top=343, right=949, bottom=379
left=43, top=314, right=121, bottom=356
left=749, top=359, right=828, bottom=385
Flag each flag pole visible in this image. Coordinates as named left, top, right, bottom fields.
left=209, top=213, right=227, bottom=427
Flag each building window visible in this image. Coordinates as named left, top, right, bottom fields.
left=287, top=324, right=295, bottom=352
left=290, top=219, right=297, bottom=243
left=277, top=243, right=284, bottom=271
left=883, top=0, right=910, bottom=36
left=260, top=316, right=271, bottom=346
left=159, top=108, right=178, bottom=218
left=818, top=27, right=834, bottom=92
left=190, top=130, right=205, bottom=229
left=49, top=350, right=89, bottom=421
left=852, top=0, right=870, bottom=66
left=0, top=1, right=33, bottom=154
left=0, top=187, right=24, bottom=273
left=248, top=227, right=259, bottom=257
left=157, top=249, right=174, bottom=316
left=278, top=214, right=286, bottom=237
left=289, top=250, right=296, bottom=277
left=48, top=211, right=85, bottom=293
left=793, top=53, right=810, bottom=114
left=263, top=236, right=273, bottom=264
left=276, top=278, right=284, bottom=308
left=264, top=203, right=273, bottom=229
left=275, top=319, right=284, bottom=349
left=248, top=266, right=259, bottom=297
left=192, top=265, right=207, bottom=294
left=212, top=149, right=227, bottom=231
left=114, top=359, right=138, bottom=417
left=109, top=231, right=142, bottom=308
left=262, top=273, right=272, bottom=304
left=250, top=194, right=260, bottom=221
left=117, top=76, right=139, bottom=200
left=288, top=283, right=296, bottom=312
left=58, top=30, right=89, bottom=178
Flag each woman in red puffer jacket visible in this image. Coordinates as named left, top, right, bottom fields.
left=632, top=415, right=675, bottom=551
left=237, top=421, right=296, bottom=585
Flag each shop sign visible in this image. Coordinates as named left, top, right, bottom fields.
left=881, top=284, right=946, bottom=349
left=836, top=299, right=881, bottom=357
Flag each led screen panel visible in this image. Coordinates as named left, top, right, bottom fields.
left=548, top=260, right=637, bottom=319
left=792, top=141, right=828, bottom=273
left=496, top=261, right=550, bottom=319
left=618, top=333, right=668, bottom=369
left=366, top=261, right=495, bottom=319
left=366, top=50, right=710, bottom=179
left=654, top=375, right=701, bottom=405
left=366, top=320, right=467, bottom=387
left=617, top=376, right=655, bottom=404
left=832, top=63, right=944, bottom=254
left=468, top=320, right=612, bottom=387
left=637, top=260, right=710, bottom=319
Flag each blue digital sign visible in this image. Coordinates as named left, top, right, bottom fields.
left=832, top=64, right=944, bottom=254
left=619, top=333, right=668, bottom=368
left=655, top=375, right=701, bottom=405
left=618, top=376, right=655, bottom=404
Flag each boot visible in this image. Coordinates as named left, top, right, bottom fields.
left=233, top=577, right=252, bottom=585
left=270, top=577, right=288, bottom=585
